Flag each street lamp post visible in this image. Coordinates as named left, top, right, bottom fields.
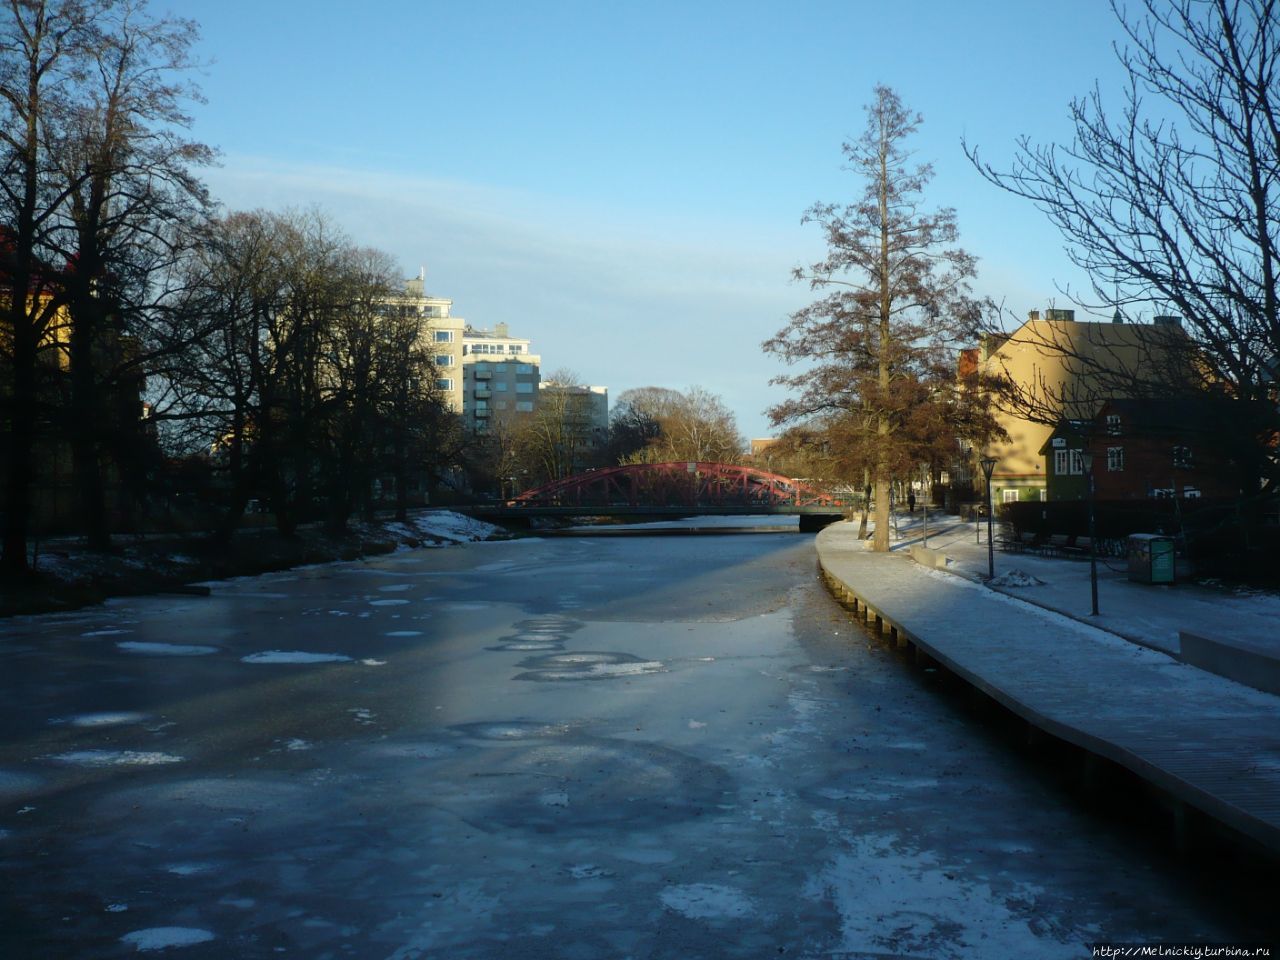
left=1081, top=450, right=1100, bottom=616
left=979, top=456, right=997, bottom=581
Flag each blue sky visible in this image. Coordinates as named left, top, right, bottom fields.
left=170, top=0, right=1134, bottom=440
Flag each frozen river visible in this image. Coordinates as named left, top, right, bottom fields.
left=0, top=522, right=1270, bottom=957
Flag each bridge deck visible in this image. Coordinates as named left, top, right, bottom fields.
left=466, top=504, right=848, bottom=520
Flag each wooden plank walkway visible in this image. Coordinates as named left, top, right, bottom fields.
left=816, top=523, right=1280, bottom=856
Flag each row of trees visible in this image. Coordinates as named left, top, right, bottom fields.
left=0, top=1, right=458, bottom=575
left=467, top=381, right=746, bottom=497
left=168, top=210, right=458, bottom=540
left=607, top=386, right=744, bottom=465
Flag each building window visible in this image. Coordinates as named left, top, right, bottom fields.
left=1106, top=414, right=1121, bottom=435
left=1054, top=449, right=1084, bottom=475
left=475, top=399, right=488, bottom=411
left=516, top=382, right=533, bottom=394
left=515, top=400, right=533, bottom=412
left=494, top=381, right=508, bottom=391
left=1107, top=446, right=1124, bottom=471
left=1001, top=489, right=1020, bottom=503
left=494, top=400, right=508, bottom=410
left=435, top=378, right=452, bottom=391
left=435, top=354, right=453, bottom=367
left=1173, top=445, right=1193, bottom=469
left=510, top=345, right=523, bottom=354
left=433, top=330, right=452, bottom=343
left=517, top=363, right=534, bottom=374
left=1183, top=486, right=1201, bottom=499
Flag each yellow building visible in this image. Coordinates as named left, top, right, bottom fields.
left=979, top=309, right=1193, bottom=503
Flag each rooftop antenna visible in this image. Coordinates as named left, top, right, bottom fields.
left=418, top=265, right=425, bottom=282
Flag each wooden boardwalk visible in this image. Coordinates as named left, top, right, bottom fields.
left=816, top=523, right=1280, bottom=856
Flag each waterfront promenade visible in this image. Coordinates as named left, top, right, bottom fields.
left=815, top=519, right=1280, bottom=857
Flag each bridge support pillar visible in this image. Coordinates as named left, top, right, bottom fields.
left=800, top=514, right=841, bottom=533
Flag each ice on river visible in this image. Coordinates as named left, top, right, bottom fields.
left=117, top=641, right=217, bottom=656
left=805, top=832, right=1077, bottom=959
left=240, top=651, right=352, bottom=664
left=660, top=883, right=757, bottom=920
left=119, top=927, right=215, bottom=952
left=46, top=750, right=184, bottom=766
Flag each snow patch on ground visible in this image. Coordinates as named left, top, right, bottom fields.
left=368, top=598, right=410, bottom=607
left=394, top=510, right=501, bottom=544
left=384, top=630, right=423, bottom=637
left=81, top=628, right=132, bottom=637
left=240, top=651, right=352, bottom=664
left=989, top=569, right=1046, bottom=588
left=46, top=750, right=184, bottom=766
left=117, top=641, right=218, bottom=656
left=119, top=927, right=215, bottom=951
left=660, top=883, right=756, bottom=920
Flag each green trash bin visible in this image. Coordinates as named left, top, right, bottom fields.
left=1128, top=534, right=1175, bottom=584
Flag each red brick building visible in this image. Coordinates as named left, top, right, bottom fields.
left=1040, top=399, right=1252, bottom=500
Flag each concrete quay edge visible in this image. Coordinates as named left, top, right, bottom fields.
left=814, top=522, right=1280, bottom=858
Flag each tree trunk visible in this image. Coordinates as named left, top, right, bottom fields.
left=1, top=318, right=37, bottom=577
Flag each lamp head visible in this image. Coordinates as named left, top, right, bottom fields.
left=979, top=456, right=997, bottom=480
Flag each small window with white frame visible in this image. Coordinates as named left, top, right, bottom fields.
left=435, top=354, right=453, bottom=367
left=1107, top=446, right=1124, bottom=471
left=435, top=378, right=452, bottom=391
left=1106, top=414, right=1121, bottom=435
left=433, top=330, right=452, bottom=343
left=1001, top=489, right=1020, bottom=503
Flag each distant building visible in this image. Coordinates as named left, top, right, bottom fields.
left=977, top=308, right=1195, bottom=504
left=461, top=322, right=543, bottom=434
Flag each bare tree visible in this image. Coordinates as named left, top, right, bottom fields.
left=966, top=0, right=1279, bottom=491
left=46, top=0, right=211, bottom=549
left=609, top=385, right=743, bottom=465
left=1, top=0, right=95, bottom=574
left=520, top=368, right=600, bottom=485
left=0, top=0, right=210, bottom=570
left=766, top=86, right=989, bottom=551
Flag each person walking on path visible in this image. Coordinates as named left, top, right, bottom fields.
left=907, top=491, right=916, bottom=513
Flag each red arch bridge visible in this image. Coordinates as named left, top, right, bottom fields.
left=467, top=462, right=851, bottom=531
